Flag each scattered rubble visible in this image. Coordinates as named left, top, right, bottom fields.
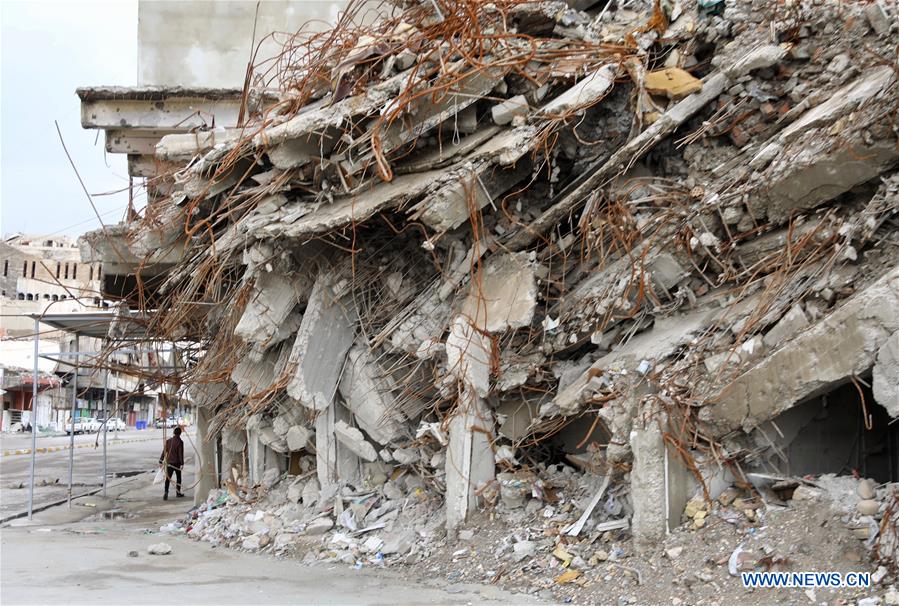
left=147, top=542, right=172, bottom=556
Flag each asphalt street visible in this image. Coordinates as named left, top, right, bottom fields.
left=0, top=438, right=534, bottom=605
left=0, top=429, right=195, bottom=518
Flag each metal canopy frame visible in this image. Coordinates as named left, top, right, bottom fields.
left=24, top=311, right=174, bottom=520
left=33, top=310, right=153, bottom=341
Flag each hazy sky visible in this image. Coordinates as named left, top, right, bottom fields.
left=1, top=1, right=138, bottom=238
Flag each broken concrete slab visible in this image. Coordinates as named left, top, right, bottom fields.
left=286, top=425, right=313, bottom=452
left=541, top=64, right=616, bottom=115
left=343, top=64, right=508, bottom=176
left=873, top=331, right=899, bottom=416
left=234, top=271, right=305, bottom=348
left=459, top=252, right=537, bottom=333
left=509, top=44, right=788, bottom=251
left=231, top=348, right=280, bottom=396
left=647, top=253, right=688, bottom=292
left=704, top=265, right=899, bottom=434
left=496, top=399, right=539, bottom=442
left=338, top=345, right=404, bottom=445
left=222, top=426, right=248, bottom=453
left=286, top=271, right=357, bottom=410
left=762, top=304, right=809, bottom=349
left=748, top=67, right=898, bottom=223
left=491, top=95, right=529, bottom=125
left=155, top=128, right=243, bottom=161
left=409, top=160, right=531, bottom=233
left=259, top=425, right=289, bottom=453
left=333, top=420, right=379, bottom=462
left=551, top=306, right=718, bottom=416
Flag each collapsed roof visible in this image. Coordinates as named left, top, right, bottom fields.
left=79, top=0, right=899, bottom=540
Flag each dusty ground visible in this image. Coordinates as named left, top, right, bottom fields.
left=0, top=471, right=538, bottom=605
left=0, top=428, right=190, bottom=517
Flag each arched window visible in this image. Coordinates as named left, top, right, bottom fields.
left=26, top=294, right=33, bottom=301
left=52, top=295, right=59, bottom=301
left=17, top=293, right=24, bottom=300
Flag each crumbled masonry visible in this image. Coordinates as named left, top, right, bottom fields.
left=78, top=0, right=899, bottom=599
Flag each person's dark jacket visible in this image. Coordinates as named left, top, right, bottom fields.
left=159, top=435, right=184, bottom=468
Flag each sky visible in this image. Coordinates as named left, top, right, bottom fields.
left=1, top=1, right=138, bottom=238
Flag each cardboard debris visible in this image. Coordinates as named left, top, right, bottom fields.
left=644, top=68, right=703, bottom=100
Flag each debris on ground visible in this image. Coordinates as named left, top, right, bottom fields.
left=147, top=542, right=172, bottom=556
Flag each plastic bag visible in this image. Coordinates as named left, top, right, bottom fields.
left=153, top=466, right=164, bottom=485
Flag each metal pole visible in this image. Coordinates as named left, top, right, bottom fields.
left=27, top=317, right=39, bottom=520
left=67, top=335, right=78, bottom=508
left=102, top=368, right=108, bottom=497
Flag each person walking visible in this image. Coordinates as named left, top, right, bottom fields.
left=158, top=426, right=185, bottom=500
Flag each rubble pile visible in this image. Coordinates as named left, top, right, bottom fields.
left=80, top=0, right=899, bottom=591
left=174, top=457, right=628, bottom=564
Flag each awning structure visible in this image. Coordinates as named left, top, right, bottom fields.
left=21, top=309, right=186, bottom=521
left=31, top=310, right=153, bottom=340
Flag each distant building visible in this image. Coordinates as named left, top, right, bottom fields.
left=0, top=234, right=163, bottom=431
left=0, top=234, right=106, bottom=338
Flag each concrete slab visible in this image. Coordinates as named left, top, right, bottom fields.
left=459, top=252, right=537, bottom=333
left=286, top=271, right=357, bottom=410
left=339, top=345, right=404, bottom=445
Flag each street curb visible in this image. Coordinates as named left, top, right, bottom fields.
left=1, top=432, right=192, bottom=458
left=1, top=436, right=159, bottom=458
left=0, top=472, right=150, bottom=526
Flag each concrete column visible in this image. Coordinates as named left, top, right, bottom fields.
left=193, top=406, right=216, bottom=506
left=315, top=400, right=363, bottom=491
left=247, top=428, right=264, bottom=485
left=630, top=418, right=694, bottom=544
left=444, top=316, right=495, bottom=530
left=220, top=448, right=235, bottom=485
left=334, top=401, right=361, bottom=487
left=446, top=384, right=495, bottom=530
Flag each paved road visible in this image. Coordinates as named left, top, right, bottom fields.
left=0, top=457, right=536, bottom=605
left=0, top=429, right=195, bottom=518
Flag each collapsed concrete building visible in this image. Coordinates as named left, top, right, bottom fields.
left=77, top=0, right=898, bottom=578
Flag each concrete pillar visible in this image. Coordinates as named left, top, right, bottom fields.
left=630, top=418, right=694, bottom=544
left=444, top=316, right=495, bottom=530
left=220, top=448, right=236, bottom=485
left=314, top=400, right=362, bottom=491
left=247, top=428, right=264, bottom=485
left=446, top=384, right=495, bottom=530
left=193, top=406, right=216, bottom=506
